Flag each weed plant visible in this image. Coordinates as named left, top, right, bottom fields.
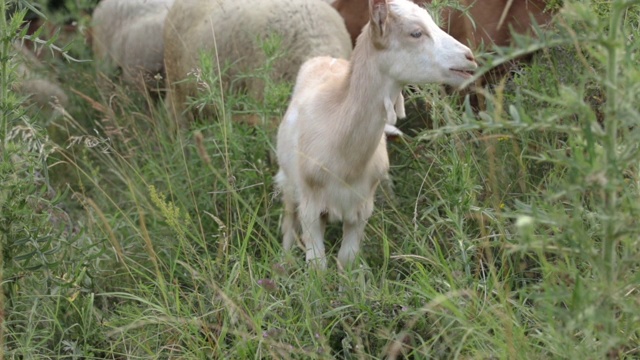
left=1, top=0, right=640, bottom=358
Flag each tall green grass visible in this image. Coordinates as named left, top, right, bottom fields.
left=1, top=0, right=639, bottom=358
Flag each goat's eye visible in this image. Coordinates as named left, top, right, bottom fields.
left=410, top=30, right=422, bottom=38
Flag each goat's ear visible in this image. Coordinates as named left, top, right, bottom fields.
left=369, top=0, right=389, bottom=38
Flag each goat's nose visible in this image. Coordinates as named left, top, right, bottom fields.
left=465, top=50, right=476, bottom=64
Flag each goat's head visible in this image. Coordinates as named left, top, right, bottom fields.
left=365, top=0, right=477, bottom=88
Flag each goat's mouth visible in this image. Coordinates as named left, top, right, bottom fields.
left=450, top=68, right=475, bottom=78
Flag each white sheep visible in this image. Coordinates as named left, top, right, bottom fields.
left=276, top=0, right=477, bottom=269
left=163, top=0, right=352, bottom=122
left=12, top=42, right=69, bottom=117
left=91, top=0, right=174, bottom=91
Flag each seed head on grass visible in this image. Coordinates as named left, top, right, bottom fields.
left=257, top=278, right=278, bottom=292
left=149, top=185, right=191, bottom=242
left=271, top=262, right=288, bottom=276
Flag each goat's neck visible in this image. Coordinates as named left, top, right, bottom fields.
left=336, top=42, right=402, bottom=162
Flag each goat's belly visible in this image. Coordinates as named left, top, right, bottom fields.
left=304, top=176, right=380, bottom=223
left=328, top=186, right=375, bottom=223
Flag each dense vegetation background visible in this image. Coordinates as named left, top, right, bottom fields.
left=1, top=0, right=639, bottom=358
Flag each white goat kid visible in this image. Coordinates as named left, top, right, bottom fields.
left=276, top=0, right=477, bottom=270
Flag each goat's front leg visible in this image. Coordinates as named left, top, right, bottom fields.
left=300, top=205, right=327, bottom=269
left=338, top=218, right=367, bottom=270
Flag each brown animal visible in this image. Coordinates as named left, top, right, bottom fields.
left=333, top=0, right=554, bottom=49
left=333, top=0, right=555, bottom=111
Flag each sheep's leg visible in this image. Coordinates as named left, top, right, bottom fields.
left=394, top=92, right=406, bottom=120
left=384, top=92, right=406, bottom=126
left=384, top=96, right=397, bottom=126
left=281, top=186, right=301, bottom=251
left=384, top=93, right=405, bottom=138
left=338, top=219, right=367, bottom=270
left=300, top=208, right=327, bottom=269
left=384, top=124, right=404, bottom=138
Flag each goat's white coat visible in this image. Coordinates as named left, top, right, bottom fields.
left=276, top=0, right=477, bottom=269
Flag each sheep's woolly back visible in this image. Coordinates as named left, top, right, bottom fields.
left=15, top=79, right=69, bottom=110
left=164, top=0, right=352, bottom=119
left=12, top=42, right=69, bottom=116
left=92, top=0, right=174, bottom=87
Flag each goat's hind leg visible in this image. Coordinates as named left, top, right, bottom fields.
left=281, top=190, right=301, bottom=252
